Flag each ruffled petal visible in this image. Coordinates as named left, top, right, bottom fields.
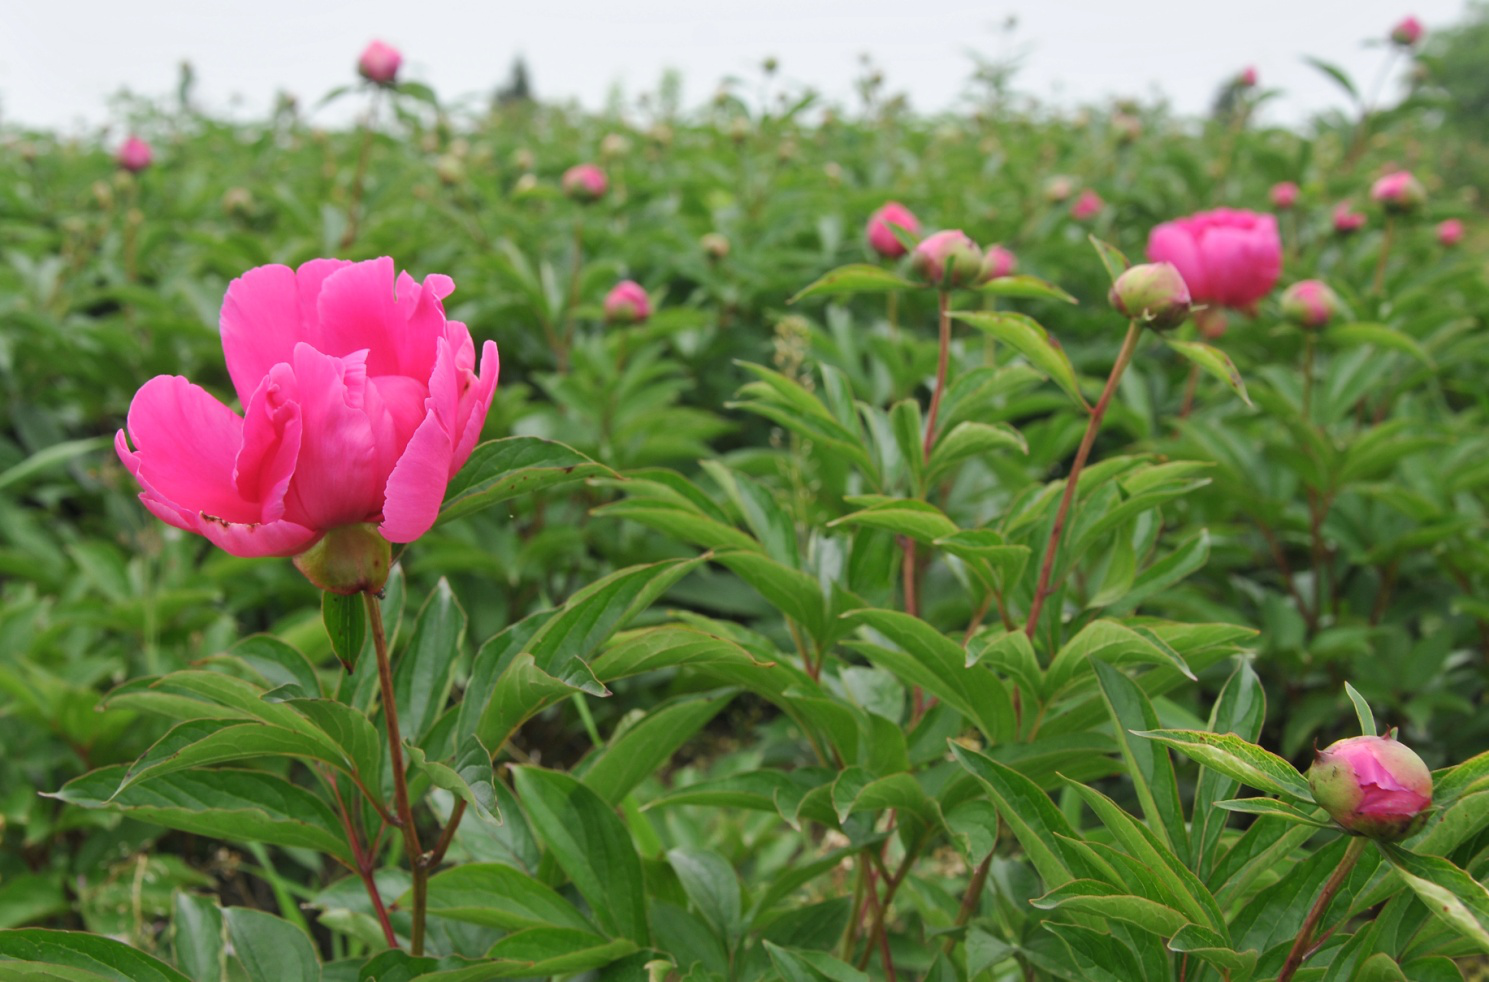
left=1147, top=223, right=1210, bottom=301
left=379, top=410, right=453, bottom=543
left=451, top=338, right=500, bottom=473
left=277, top=345, right=381, bottom=530
left=220, top=265, right=305, bottom=407
left=363, top=373, right=429, bottom=490
left=121, top=375, right=256, bottom=523
left=196, top=515, right=321, bottom=558
left=235, top=371, right=304, bottom=523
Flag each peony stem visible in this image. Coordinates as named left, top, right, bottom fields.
left=1371, top=216, right=1395, bottom=296
left=1301, top=332, right=1316, bottom=421
left=364, top=590, right=427, bottom=956
left=1025, top=321, right=1143, bottom=639
left=1278, top=836, right=1368, bottom=982
left=922, top=290, right=953, bottom=462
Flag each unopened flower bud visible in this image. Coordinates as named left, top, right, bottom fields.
left=1108, top=262, right=1191, bottom=330
left=1271, top=181, right=1299, bottom=210
left=1333, top=204, right=1366, bottom=235
left=1044, top=176, right=1074, bottom=203
left=358, top=40, right=402, bottom=85
left=600, top=133, right=630, bottom=159
left=562, top=163, right=608, bottom=203
left=435, top=154, right=465, bottom=186
left=117, top=135, right=153, bottom=173
left=1281, top=280, right=1342, bottom=330
left=604, top=280, right=651, bottom=325
left=292, top=524, right=392, bottom=596
left=1438, top=218, right=1464, bottom=247
left=910, top=230, right=984, bottom=289
left=1239, top=66, right=1258, bottom=88
left=865, top=201, right=921, bottom=259
left=701, top=232, right=730, bottom=262
left=512, top=173, right=539, bottom=197
left=1071, top=189, right=1104, bottom=222
left=979, top=244, right=1017, bottom=282
left=1371, top=171, right=1426, bottom=214
left=1391, top=15, right=1424, bottom=47
left=1309, top=734, right=1432, bottom=841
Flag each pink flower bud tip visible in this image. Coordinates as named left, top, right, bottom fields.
left=1071, top=189, right=1104, bottom=222
left=117, top=135, right=153, bottom=173
left=1146, top=208, right=1281, bottom=313
left=1270, top=182, right=1299, bottom=210
left=1370, top=171, right=1426, bottom=214
left=1333, top=204, right=1366, bottom=235
left=562, top=163, right=608, bottom=203
left=980, top=244, right=1017, bottom=282
left=358, top=40, right=402, bottom=84
left=1438, top=218, right=1464, bottom=247
left=865, top=201, right=921, bottom=258
left=115, top=258, right=500, bottom=570
left=1309, top=734, right=1432, bottom=841
left=1109, top=262, right=1191, bottom=331
left=604, top=280, right=651, bottom=325
left=1044, top=176, right=1074, bottom=203
left=909, top=230, right=983, bottom=289
left=1391, top=15, right=1424, bottom=47
left=1239, top=66, right=1259, bottom=88
left=1280, top=280, right=1342, bottom=330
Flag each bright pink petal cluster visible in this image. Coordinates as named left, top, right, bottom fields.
left=563, top=163, right=608, bottom=202
left=604, top=280, right=651, bottom=324
left=1391, top=15, right=1424, bottom=46
left=116, top=258, right=499, bottom=558
left=865, top=201, right=921, bottom=258
left=117, top=136, right=153, bottom=173
left=1146, top=208, right=1281, bottom=312
left=1239, top=66, right=1258, bottom=88
left=358, top=40, right=402, bottom=84
left=1071, top=189, right=1104, bottom=221
left=1333, top=204, right=1366, bottom=235
left=1309, top=734, right=1433, bottom=840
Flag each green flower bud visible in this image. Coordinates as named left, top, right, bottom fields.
left=1108, top=262, right=1191, bottom=331
left=292, top=524, right=392, bottom=596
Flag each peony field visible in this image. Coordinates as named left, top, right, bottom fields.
left=7, top=10, right=1489, bottom=981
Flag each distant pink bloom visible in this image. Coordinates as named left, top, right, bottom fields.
left=1438, top=218, right=1465, bottom=247
left=1146, top=208, right=1281, bottom=312
left=1270, top=182, right=1299, bottom=210
left=116, top=258, right=499, bottom=558
left=1044, top=176, right=1075, bottom=203
left=604, top=280, right=651, bottom=324
left=1391, top=15, right=1424, bottom=47
left=980, top=244, right=1017, bottom=281
left=1371, top=170, right=1426, bottom=213
left=865, top=201, right=921, bottom=258
left=1333, top=204, right=1366, bottom=235
left=1280, top=280, right=1342, bottom=330
left=1071, top=189, right=1104, bottom=222
left=358, top=40, right=402, bottom=84
left=1239, top=66, right=1258, bottom=88
left=562, top=163, right=608, bottom=203
left=909, top=230, right=983, bottom=288
left=117, top=135, right=152, bottom=173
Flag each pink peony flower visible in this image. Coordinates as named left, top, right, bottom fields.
left=1391, top=15, right=1424, bottom=47
left=1146, top=208, right=1281, bottom=313
left=358, top=40, right=402, bottom=84
left=604, top=280, right=651, bottom=324
left=1333, top=204, right=1366, bottom=235
left=865, top=201, right=921, bottom=258
left=116, top=258, right=499, bottom=560
left=1071, top=189, right=1104, bottom=222
left=1438, top=218, right=1464, bottom=247
left=1371, top=170, right=1426, bottom=213
left=1239, top=66, right=1258, bottom=88
left=1309, top=734, right=1433, bottom=841
left=117, top=135, right=153, bottom=173
left=980, top=244, right=1017, bottom=282
left=562, top=163, right=608, bottom=203
left=909, top=230, right=983, bottom=288
left=1270, top=181, right=1299, bottom=210
left=1280, top=280, right=1342, bottom=330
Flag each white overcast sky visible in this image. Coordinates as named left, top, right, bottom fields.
left=0, top=0, right=1472, bottom=132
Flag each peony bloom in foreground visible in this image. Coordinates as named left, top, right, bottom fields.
left=1309, top=734, right=1433, bottom=841
left=604, top=280, right=651, bottom=324
left=1146, top=208, right=1281, bottom=313
left=865, top=201, right=921, bottom=258
left=1391, top=15, right=1424, bottom=47
left=562, top=163, right=608, bottom=203
left=117, top=135, right=153, bottom=173
left=1270, top=181, right=1299, bottom=210
left=1438, top=218, right=1464, bottom=247
left=116, top=258, right=499, bottom=565
left=358, top=40, right=402, bottom=84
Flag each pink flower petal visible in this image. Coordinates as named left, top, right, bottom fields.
left=235, top=372, right=304, bottom=522
left=276, top=345, right=381, bottom=530
left=451, top=339, right=500, bottom=471
left=379, top=410, right=453, bottom=543
left=121, top=375, right=256, bottom=523
left=220, top=265, right=306, bottom=407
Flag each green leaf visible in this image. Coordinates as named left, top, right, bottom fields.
left=171, top=893, right=223, bottom=982
left=418, top=864, right=595, bottom=933
left=975, top=274, right=1077, bottom=304
left=1166, top=339, right=1251, bottom=406
left=1213, top=797, right=1333, bottom=828
left=1304, top=55, right=1360, bottom=100
left=1191, top=661, right=1266, bottom=877
left=438, top=437, right=616, bottom=524
left=1032, top=880, right=1190, bottom=937
left=510, top=767, right=649, bottom=945
left=828, top=498, right=958, bottom=544
left=576, top=691, right=732, bottom=806
left=1166, top=925, right=1257, bottom=976
left=224, top=907, right=320, bottom=982
left=951, top=743, right=1076, bottom=888
left=1040, top=923, right=1144, bottom=982
left=1088, top=235, right=1131, bottom=284
left=926, top=421, right=1028, bottom=485
left=321, top=593, right=365, bottom=672
left=889, top=399, right=925, bottom=493
left=788, top=263, right=915, bottom=303
left=406, top=734, right=499, bottom=824
left=0, top=875, right=68, bottom=931
left=0, top=437, right=110, bottom=494
left=714, top=551, right=829, bottom=642
left=965, top=629, right=1043, bottom=701
left=1046, top=620, right=1196, bottom=695
left=1134, top=729, right=1313, bottom=804
left=392, top=579, right=466, bottom=744
left=417, top=932, right=636, bottom=978
left=1329, top=322, right=1434, bottom=366
left=52, top=766, right=354, bottom=865
left=0, top=930, right=192, bottom=982
left=668, top=849, right=743, bottom=945
left=1091, top=659, right=1188, bottom=858
left=1378, top=843, right=1489, bottom=954
left=114, top=720, right=352, bottom=796
left=764, top=942, right=871, bottom=982
left=1344, top=681, right=1377, bottom=737
left=951, top=310, right=1090, bottom=410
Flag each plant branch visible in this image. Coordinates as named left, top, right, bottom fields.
left=1278, top=836, right=1367, bottom=982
